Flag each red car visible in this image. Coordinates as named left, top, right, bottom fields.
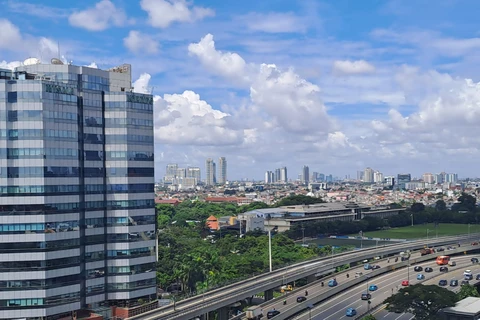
left=401, top=280, right=409, bottom=286
left=472, top=242, right=479, bottom=246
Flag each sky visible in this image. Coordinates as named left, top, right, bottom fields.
left=1, top=0, right=480, bottom=181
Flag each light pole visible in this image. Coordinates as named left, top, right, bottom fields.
left=427, top=229, right=430, bottom=247
left=411, top=214, right=414, bottom=227
left=366, top=276, right=371, bottom=314
left=302, top=225, right=306, bottom=245
left=331, top=245, right=335, bottom=270
left=469, top=223, right=471, bottom=238
left=268, top=228, right=273, bottom=272
left=359, top=230, right=363, bottom=249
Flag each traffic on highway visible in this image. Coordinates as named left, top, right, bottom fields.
left=246, top=240, right=479, bottom=320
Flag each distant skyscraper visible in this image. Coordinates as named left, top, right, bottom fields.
left=312, top=171, right=319, bottom=182
left=275, top=168, right=281, bottom=182
left=280, top=167, right=288, bottom=183
left=187, top=167, right=201, bottom=183
left=265, top=171, right=273, bottom=183
left=206, top=158, right=216, bottom=185
left=176, top=167, right=187, bottom=179
left=364, top=167, right=374, bottom=183
left=397, top=173, right=411, bottom=190
left=302, top=165, right=310, bottom=185
left=384, top=176, right=395, bottom=186
left=218, top=157, right=227, bottom=184
left=357, top=170, right=364, bottom=181
left=423, top=173, right=435, bottom=184
left=374, top=171, right=384, bottom=183
left=165, top=163, right=178, bottom=182
left=319, top=173, right=325, bottom=181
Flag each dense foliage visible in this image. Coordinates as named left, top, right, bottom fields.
left=384, top=284, right=457, bottom=320
left=457, top=284, right=480, bottom=300
left=156, top=226, right=346, bottom=294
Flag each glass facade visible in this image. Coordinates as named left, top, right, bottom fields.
left=0, top=64, right=156, bottom=319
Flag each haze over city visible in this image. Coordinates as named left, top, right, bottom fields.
left=2, top=0, right=480, bottom=180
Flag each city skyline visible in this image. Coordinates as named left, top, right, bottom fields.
left=2, top=1, right=480, bottom=179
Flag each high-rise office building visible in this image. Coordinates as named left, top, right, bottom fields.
left=187, top=167, right=201, bottom=183
left=302, top=165, right=310, bottom=185
left=274, top=168, right=281, bottom=183
left=422, top=173, right=435, bottom=184
left=397, top=173, right=412, bottom=190
left=265, top=171, right=273, bottom=183
left=164, top=163, right=178, bottom=182
left=217, top=157, right=227, bottom=184
left=374, top=171, right=384, bottom=183
left=0, top=63, right=156, bottom=319
left=363, top=167, right=374, bottom=183
left=280, top=167, right=287, bottom=183
left=205, top=158, right=216, bottom=185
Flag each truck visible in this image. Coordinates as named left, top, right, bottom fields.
left=420, top=248, right=435, bottom=256
left=246, top=306, right=263, bottom=320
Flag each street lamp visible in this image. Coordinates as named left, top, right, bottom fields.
left=268, top=227, right=273, bottom=272
left=427, top=229, right=430, bottom=247
left=411, top=214, right=414, bottom=227
left=302, top=225, right=306, bottom=245
left=469, top=223, right=471, bottom=238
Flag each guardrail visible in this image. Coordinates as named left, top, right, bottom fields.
left=129, top=234, right=480, bottom=320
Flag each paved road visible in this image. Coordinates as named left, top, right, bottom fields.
left=245, top=243, right=461, bottom=319
left=288, top=254, right=477, bottom=320
left=372, top=256, right=480, bottom=320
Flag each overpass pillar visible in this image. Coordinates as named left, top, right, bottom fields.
left=217, top=306, right=229, bottom=320
left=264, top=289, right=274, bottom=301
left=307, top=274, right=316, bottom=283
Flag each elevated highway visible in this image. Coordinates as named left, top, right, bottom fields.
left=128, top=234, right=480, bottom=320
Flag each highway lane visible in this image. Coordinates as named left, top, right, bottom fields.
left=289, top=255, right=476, bottom=320
left=132, top=235, right=479, bottom=320
left=373, top=256, right=480, bottom=320
left=244, top=242, right=465, bottom=319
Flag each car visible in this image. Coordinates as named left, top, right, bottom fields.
left=449, top=261, right=456, bottom=266
left=346, top=308, right=357, bottom=317
left=364, top=264, right=372, bottom=270
left=414, top=266, right=423, bottom=272
left=369, top=285, right=378, bottom=291
left=296, top=296, right=307, bottom=303
left=361, top=293, right=372, bottom=300
left=437, top=247, right=445, bottom=252
left=417, top=274, right=425, bottom=280
left=438, top=280, right=448, bottom=286
left=402, top=280, right=409, bottom=286
left=464, top=270, right=473, bottom=279
left=440, top=266, right=449, bottom=272
left=462, top=280, right=470, bottom=286
left=472, top=242, right=479, bottom=245
left=450, top=280, right=459, bottom=287
left=355, top=272, right=363, bottom=278
left=425, top=267, right=433, bottom=273
left=267, top=310, right=280, bottom=319
left=476, top=274, right=480, bottom=280
left=471, top=258, right=479, bottom=263
left=328, top=279, right=338, bottom=287
left=372, top=265, right=381, bottom=270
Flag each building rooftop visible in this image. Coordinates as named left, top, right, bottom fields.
left=443, top=297, right=480, bottom=315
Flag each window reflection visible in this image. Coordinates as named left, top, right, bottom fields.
left=0, top=220, right=80, bottom=234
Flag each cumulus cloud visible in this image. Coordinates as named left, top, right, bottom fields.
left=0, top=19, right=22, bottom=49
left=240, top=12, right=307, bottom=33
left=69, top=0, right=130, bottom=31
left=188, top=34, right=251, bottom=85
left=133, top=73, right=152, bottom=94
left=140, top=0, right=214, bottom=29
left=124, top=31, right=159, bottom=55
left=332, top=60, right=376, bottom=75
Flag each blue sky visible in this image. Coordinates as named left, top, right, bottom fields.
left=2, top=0, right=480, bottom=181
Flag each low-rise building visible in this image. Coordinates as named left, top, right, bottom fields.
left=441, top=296, right=480, bottom=319
left=238, top=202, right=405, bottom=232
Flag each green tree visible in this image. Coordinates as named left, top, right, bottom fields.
left=362, top=315, right=377, bottom=320
left=435, top=200, right=447, bottom=211
left=411, top=203, right=426, bottom=213
left=457, top=284, right=480, bottom=300
left=384, top=284, right=457, bottom=320
left=274, top=195, right=324, bottom=207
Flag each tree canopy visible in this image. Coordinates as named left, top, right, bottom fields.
left=384, top=284, right=458, bottom=320
left=457, top=284, right=480, bottom=300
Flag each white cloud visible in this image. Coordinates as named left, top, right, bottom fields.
left=68, top=0, right=130, bottom=31
left=86, top=62, right=98, bottom=69
left=332, top=60, right=376, bottom=75
left=0, top=19, right=22, bottom=49
left=133, top=73, right=152, bottom=94
left=140, top=0, right=214, bottom=29
left=0, top=60, right=22, bottom=70
left=5, top=0, right=69, bottom=19
left=240, top=12, right=307, bottom=33
left=124, top=31, right=159, bottom=55
left=188, top=34, right=251, bottom=85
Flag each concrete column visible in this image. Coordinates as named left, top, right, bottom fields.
left=264, top=289, right=274, bottom=301
left=217, top=306, right=229, bottom=320
left=307, top=274, right=316, bottom=283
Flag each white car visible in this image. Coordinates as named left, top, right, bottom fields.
left=464, top=270, right=473, bottom=280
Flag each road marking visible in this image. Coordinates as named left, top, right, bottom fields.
left=394, top=313, right=406, bottom=320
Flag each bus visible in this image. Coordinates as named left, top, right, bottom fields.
left=436, top=256, right=450, bottom=265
